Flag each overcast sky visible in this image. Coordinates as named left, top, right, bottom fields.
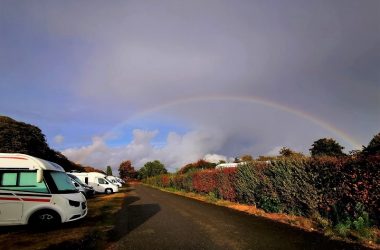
left=1, top=0, right=379, bottom=172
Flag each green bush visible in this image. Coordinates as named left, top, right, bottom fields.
left=335, top=221, right=351, bottom=237
left=265, top=159, right=319, bottom=216
left=307, top=156, right=380, bottom=226
left=235, top=162, right=281, bottom=213
left=206, top=192, right=218, bottom=203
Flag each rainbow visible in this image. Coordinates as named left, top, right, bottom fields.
left=73, top=95, right=361, bottom=164
left=106, top=94, right=361, bottom=149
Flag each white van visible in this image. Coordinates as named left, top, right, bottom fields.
left=105, top=176, right=122, bottom=188
left=70, top=172, right=118, bottom=194
left=115, top=177, right=125, bottom=184
left=0, top=153, right=87, bottom=226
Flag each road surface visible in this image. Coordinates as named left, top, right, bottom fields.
left=108, top=184, right=365, bottom=250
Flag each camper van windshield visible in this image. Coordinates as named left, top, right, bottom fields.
left=45, top=171, right=78, bottom=193
left=67, top=174, right=86, bottom=186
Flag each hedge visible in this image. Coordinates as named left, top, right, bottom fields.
left=144, top=155, right=380, bottom=226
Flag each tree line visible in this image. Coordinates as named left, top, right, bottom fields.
left=2, top=115, right=378, bottom=180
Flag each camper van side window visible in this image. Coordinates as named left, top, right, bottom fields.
left=0, top=171, right=49, bottom=193
left=1, top=173, right=17, bottom=186
left=19, top=172, right=38, bottom=186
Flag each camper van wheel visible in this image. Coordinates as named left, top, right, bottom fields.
left=105, top=188, right=113, bottom=194
left=29, top=209, right=61, bottom=227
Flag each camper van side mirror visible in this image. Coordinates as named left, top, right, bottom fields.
left=36, top=169, right=43, bottom=183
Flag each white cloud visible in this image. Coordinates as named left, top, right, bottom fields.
left=266, top=146, right=283, bottom=156
left=62, top=128, right=228, bottom=173
left=54, top=135, right=64, bottom=144
left=203, top=154, right=227, bottom=164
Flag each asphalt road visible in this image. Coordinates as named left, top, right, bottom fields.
left=107, top=184, right=365, bottom=250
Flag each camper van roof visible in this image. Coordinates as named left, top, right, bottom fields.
left=0, top=153, right=64, bottom=171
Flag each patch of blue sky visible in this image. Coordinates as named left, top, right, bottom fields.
left=105, top=115, right=190, bottom=148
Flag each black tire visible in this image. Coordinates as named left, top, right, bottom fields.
left=105, top=188, right=113, bottom=194
left=29, top=209, right=61, bottom=227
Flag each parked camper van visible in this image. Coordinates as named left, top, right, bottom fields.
left=67, top=174, right=95, bottom=198
left=215, top=162, right=248, bottom=169
left=0, top=153, right=87, bottom=226
left=105, top=176, right=122, bottom=187
left=70, top=172, right=118, bottom=194
left=115, top=177, right=125, bottom=184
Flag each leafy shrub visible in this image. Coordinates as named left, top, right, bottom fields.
left=333, top=203, right=373, bottom=239
left=192, top=170, right=217, bottom=194
left=178, top=159, right=216, bottom=174
left=235, top=162, right=266, bottom=204
left=206, top=192, right=218, bottom=203
left=215, top=168, right=237, bottom=201
left=306, top=156, right=343, bottom=220
left=171, top=173, right=194, bottom=191
left=182, top=173, right=194, bottom=192
left=307, top=156, right=380, bottom=226
left=335, top=221, right=351, bottom=237
left=265, top=159, right=318, bottom=216
left=161, top=175, right=170, bottom=188
left=235, top=162, right=281, bottom=213
left=259, top=196, right=281, bottom=213
left=340, top=156, right=380, bottom=225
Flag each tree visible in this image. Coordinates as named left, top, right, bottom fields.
left=106, top=166, right=113, bottom=176
left=363, top=132, right=380, bottom=156
left=119, top=160, right=137, bottom=180
left=0, top=116, right=83, bottom=172
left=138, top=160, right=167, bottom=179
left=233, top=157, right=241, bottom=163
left=240, top=154, right=253, bottom=162
left=309, top=138, right=345, bottom=157
left=257, top=155, right=277, bottom=161
left=177, top=159, right=216, bottom=174
left=0, top=116, right=51, bottom=158
left=279, top=147, right=305, bottom=158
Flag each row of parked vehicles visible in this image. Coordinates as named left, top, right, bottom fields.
left=67, top=171, right=123, bottom=198
left=0, top=153, right=124, bottom=226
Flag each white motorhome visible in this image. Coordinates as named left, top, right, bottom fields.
left=105, top=176, right=122, bottom=188
left=70, top=172, right=118, bottom=194
left=115, top=177, right=125, bottom=184
left=0, top=153, right=87, bottom=226
left=215, top=162, right=247, bottom=169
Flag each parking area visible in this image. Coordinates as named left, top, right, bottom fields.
left=0, top=188, right=127, bottom=250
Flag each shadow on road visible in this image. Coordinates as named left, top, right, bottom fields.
left=108, top=194, right=160, bottom=242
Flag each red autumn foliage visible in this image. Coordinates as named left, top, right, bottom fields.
left=82, top=166, right=106, bottom=174
left=177, top=159, right=216, bottom=174
left=307, top=155, right=380, bottom=224
left=216, top=168, right=237, bottom=201
left=161, top=175, right=170, bottom=187
left=192, top=170, right=217, bottom=193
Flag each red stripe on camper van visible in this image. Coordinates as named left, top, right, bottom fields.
left=0, top=197, right=20, bottom=201
left=0, top=197, right=50, bottom=202
left=21, top=198, right=50, bottom=202
left=0, top=157, right=27, bottom=160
